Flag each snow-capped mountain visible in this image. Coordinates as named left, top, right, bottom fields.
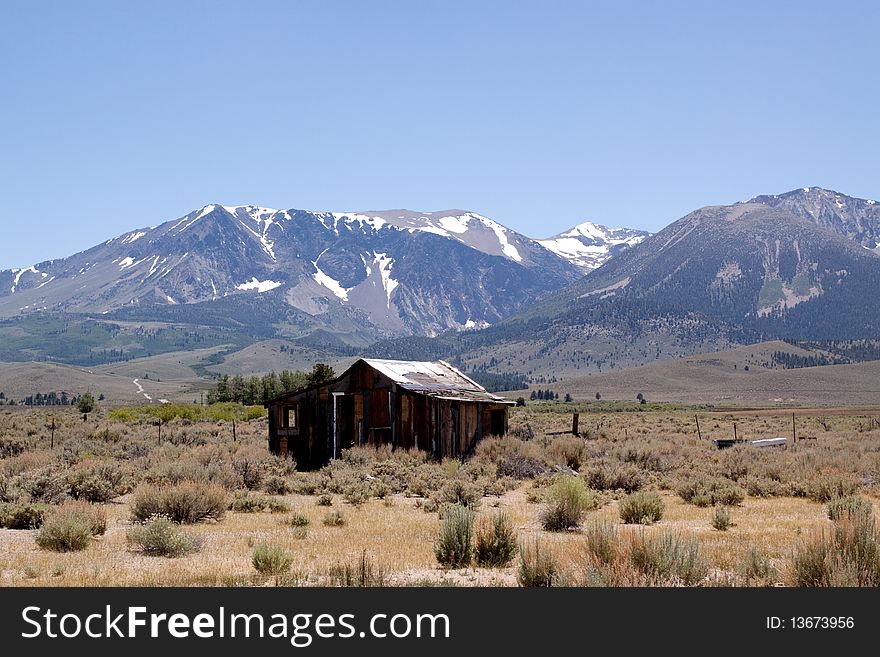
left=0, top=204, right=591, bottom=340
left=538, top=222, right=651, bottom=273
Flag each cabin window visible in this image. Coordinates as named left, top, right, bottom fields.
left=284, top=405, right=298, bottom=428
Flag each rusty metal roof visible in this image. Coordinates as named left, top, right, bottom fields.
left=362, top=359, right=514, bottom=404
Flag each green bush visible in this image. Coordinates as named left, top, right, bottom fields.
left=127, top=516, right=200, bottom=557
left=739, top=547, right=775, bottom=583
left=547, top=436, right=587, bottom=470
left=230, top=492, right=290, bottom=513
left=712, top=506, right=731, bottom=531
left=628, top=530, right=707, bottom=585
left=790, top=511, right=880, bottom=586
left=518, top=537, right=557, bottom=586
left=35, top=502, right=106, bottom=552
left=66, top=462, right=129, bottom=503
left=252, top=543, right=293, bottom=583
left=131, top=482, right=227, bottom=524
left=827, top=495, right=872, bottom=522
left=322, top=510, right=346, bottom=527
left=677, top=478, right=744, bottom=507
left=541, top=476, right=598, bottom=531
left=316, top=494, right=333, bottom=506
left=619, top=491, right=664, bottom=525
left=0, top=502, right=50, bottom=529
left=804, top=474, right=859, bottom=503
left=437, top=479, right=482, bottom=510
left=286, top=513, right=310, bottom=527
left=584, top=463, right=645, bottom=493
left=583, top=520, right=622, bottom=566
left=474, top=512, right=517, bottom=567
left=434, top=503, right=474, bottom=569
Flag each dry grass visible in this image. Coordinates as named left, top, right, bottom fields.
left=1, top=404, right=879, bottom=586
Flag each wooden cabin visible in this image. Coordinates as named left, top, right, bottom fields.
left=264, top=358, right=514, bottom=470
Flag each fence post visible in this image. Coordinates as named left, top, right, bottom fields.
left=571, top=413, right=579, bottom=436
left=695, top=415, right=702, bottom=440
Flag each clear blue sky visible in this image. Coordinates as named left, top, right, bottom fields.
left=2, top=0, right=878, bottom=269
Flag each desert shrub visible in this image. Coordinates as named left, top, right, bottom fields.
left=143, top=459, right=239, bottom=491
left=322, top=510, right=346, bottom=527
left=66, top=461, right=129, bottom=503
left=127, top=516, right=200, bottom=557
left=828, top=495, right=873, bottom=522
left=619, top=491, right=664, bottom=525
left=343, top=483, right=369, bottom=507
left=316, top=494, right=333, bottom=506
left=584, top=463, right=645, bottom=493
left=232, top=446, right=267, bottom=490
left=131, top=482, right=227, bottom=524
left=230, top=492, right=290, bottom=513
left=739, top=547, right=775, bottom=583
left=717, top=446, right=753, bottom=481
left=2, top=465, right=68, bottom=504
left=0, top=437, right=26, bottom=459
left=286, top=513, right=310, bottom=527
left=434, top=503, right=474, bottom=568
left=712, top=505, right=731, bottom=531
left=252, top=543, right=293, bottom=583
left=546, top=436, right=587, bottom=470
left=613, top=444, right=666, bottom=472
left=541, top=476, right=598, bottom=531
left=518, top=537, right=557, bottom=586
left=437, top=479, right=482, bottom=510
left=803, top=474, right=860, bottom=503
left=583, top=520, right=623, bottom=566
left=790, top=511, right=880, bottom=586
left=35, top=502, right=106, bottom=552
left=289, top=472, right=321, bottom=495
left=262, top=475, right=291, bottom=495
left=497, top=455, right=546, bottom=480
left=628, top=530, right=707, bottom=585
left=474, top=512, right=517, bottom=567
left=676, top=478, right=744, bottom=507
left=407, top=464, right=448, bottom=497
left=743, top=476, right=788, bottom=498
left=328, top=550, right=386, bottom=587
left=0, top=502, right=50, bottom=529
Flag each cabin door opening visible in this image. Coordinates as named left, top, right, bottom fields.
left=332, top=393, right=356, bottom=458
left=490, top=409, right=505, bottom=437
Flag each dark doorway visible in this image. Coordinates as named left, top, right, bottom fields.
left=490, top=409, right=505, bottom=436
left=335, top=394, right=356, bottom=455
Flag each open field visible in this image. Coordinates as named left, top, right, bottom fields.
left=2, top=403, right=880, bottom=587
left=555, top=341, right=880, bottom=406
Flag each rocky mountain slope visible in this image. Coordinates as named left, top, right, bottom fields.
left=0, top=205, right=645, bottom=347
left=369, top=188, right=880, bottom=380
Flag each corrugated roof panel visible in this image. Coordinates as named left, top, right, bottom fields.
left=362, top=358, right=482, bottom=390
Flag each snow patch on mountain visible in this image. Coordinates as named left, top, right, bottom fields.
left=373, top=252, right=398, bottom=308
left=235, top=277, right=283, bottom=293
left=439, top=215, right=471, bottom=234
left=312, top=248, right=350, bottom=301
left=485, top=220, right=522, bottom=262
left=10, top=266, right=39, bottom=293
left=121, top=231, right=147, bottom=245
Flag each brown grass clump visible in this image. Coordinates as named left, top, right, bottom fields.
left=35, top=501, right=106, bottom=552
left=131, top=481, right=227, bottom=524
